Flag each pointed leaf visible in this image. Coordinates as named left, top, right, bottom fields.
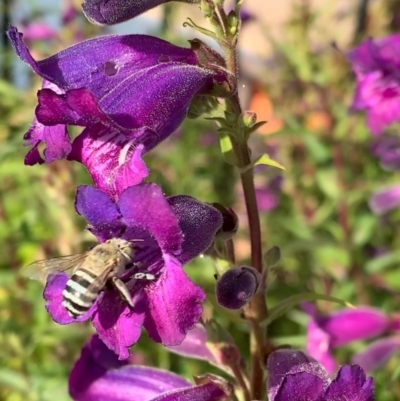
left=239, top=153, right=286, bottom=173
left=261, top=292, right=354, bottom=327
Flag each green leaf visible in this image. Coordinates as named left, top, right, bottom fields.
left=264, top=246, right=281, bottom=267
left=261, top=292, right=353, bottom=327
left=239, top=154, right=286, bottom=173
left=218, top=132, right=236, bottom=165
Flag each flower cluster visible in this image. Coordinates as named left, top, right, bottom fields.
left=8, top=0, right=228, bottom=360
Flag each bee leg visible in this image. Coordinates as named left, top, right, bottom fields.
left=132, top=272, right=156, bottom=280
left=112, top=277, right=134, bottom=308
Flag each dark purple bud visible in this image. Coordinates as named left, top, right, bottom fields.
left=216, top=266, right=261, bottom=310
left=82, top=0, right=200, bottom=25
left=211, top=203, right=238, bottom=241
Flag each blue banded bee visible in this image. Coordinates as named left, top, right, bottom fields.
left=24, top=238, right=154, bottom=318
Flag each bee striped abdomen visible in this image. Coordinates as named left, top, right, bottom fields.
left=62, top=269, right=99, bottom=318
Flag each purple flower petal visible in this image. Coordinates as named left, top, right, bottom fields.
left=347, top=35, right=400, bottom=135
left=71, top=126, right=151, bottom=199
left=151, top=379, right=231, bottom=401
left=92, top=290, right=147, bottom=360
left=167, top=196, right=223, bottom=263
left=70, top=336, right=191, bottom=401
left=166, top=324, right=217, bottom=364
left=25, top=81, right=70, bottom=164
left=369, top=185, right=400, bottom=214
left=44, top=274, right=95, bottom=324
left=352, top=336, right=400, bottom=372
left=7, top=27, right=198, bottom=93
left=144, top=255, right=205, bottom=345
left=306, top=319, right=337, bottom=374
left=36, top=88, right=110, bottom=127
left=317, top=307, right=390, bottom=346
left=118, top=184, right=182, bottom=256
left=275, top=372, right=325, bottom=401
left=75, top=186, right=121, bottom=228
left=324, top=365, right=374, bottom=401
left=267, top=349, right=330, bottom=401
left=81, top=0, right=198, bottom=26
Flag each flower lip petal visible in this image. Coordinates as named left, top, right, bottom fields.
left=267, top=349, right=330, bottom=401
left=323, top=365, right=374, bottom=401
left=274, top=372, right=325, bottom=401
left=144, top=255, right=205, bottom=345
left=44, top=273, right=95, bottom=324
left=75, top=185, right=121, bottom=228
left=118, top=184, right=182, bottom=256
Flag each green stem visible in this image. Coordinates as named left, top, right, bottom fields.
left=221, top=27, right=267, bottom=401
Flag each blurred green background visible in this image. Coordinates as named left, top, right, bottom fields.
left=2, top=0, right=400, bottom=400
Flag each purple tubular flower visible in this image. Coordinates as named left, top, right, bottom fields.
left=70, top=335, right=232, bottom=401
left=44, top=183, right=222, bottom=359
left=369, top=185, right=400, bottom=214
left=347, top=35, right=400, bottom=135
left=267, top=349, right=374, bottom=401
left=166, top=324, right=217, bottom=364
left=82, top=0, right=200, bottom=26
left=7, top=27, right=217, bottom=199
left=371, top=135, right=400, bottom=171
left=303, top=304, right=389, bottom=374
left=352, top=336, right=400, bottom=373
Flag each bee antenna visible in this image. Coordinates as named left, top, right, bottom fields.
left=129, top=239, right=144, bottom=243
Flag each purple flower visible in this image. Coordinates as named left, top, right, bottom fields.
left=255, top=175, right=283, bottom=212
left=44, top=183, right=222, bottom=359
left=353, top=336, right=400, bottom=373
left=267, top=349, right=374, bottom=401
left=70, top=335, right=233, bottom=401
left=19, top=21, right=58, bottom=41
left=347, top=35, right=400, bottom=135
left=369, top=184, right=400, bottom=214
left=303, top=304, right=390, bottom=374
left=81, top=0, right=200, bottom=26
left=371, top=135, right=400, bottom=171
left=7, top=26, right=217, bottom=199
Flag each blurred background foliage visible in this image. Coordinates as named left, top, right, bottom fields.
left=2, top=0, right=400, bottom=400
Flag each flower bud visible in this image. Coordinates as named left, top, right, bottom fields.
left=211, top=203, right=238, bottom=241
left=239, top=110, right=257, bottom=128
left=216, top=266, right=261, bottom=309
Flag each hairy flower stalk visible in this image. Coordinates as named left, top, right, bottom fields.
left=203, top=4, right=268, bottom=399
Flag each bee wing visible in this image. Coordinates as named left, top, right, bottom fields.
left=22, top=253, right=89, bottom=283
left=85, top=260, right=117, bottom=294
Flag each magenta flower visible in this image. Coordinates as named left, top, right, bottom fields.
left=70, top=335, right=232, bottom=401
left=267, top=349, right=374, bottom=401
left=303, top=304, right=390, bottom=374
left=369, top=185, right=400, bottom=214
left=7, top=26, right=217, bottom=199
left=82, top=0, right=199, bottom=26
left=44, top=183, right=222, bottom=359
left=347, top=34, right=400, bottom=135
